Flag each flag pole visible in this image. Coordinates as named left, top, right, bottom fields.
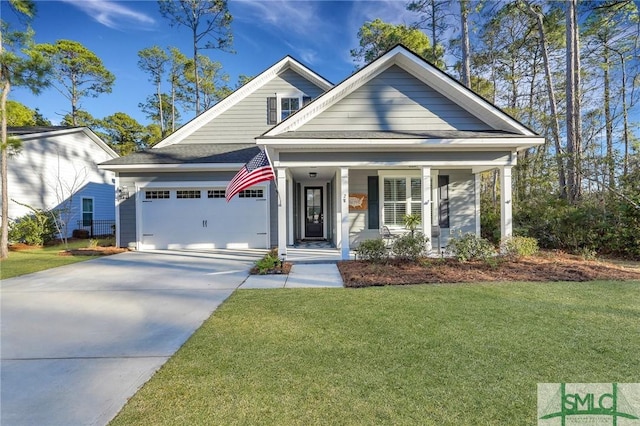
left=263, top=147, right=281, bottom=205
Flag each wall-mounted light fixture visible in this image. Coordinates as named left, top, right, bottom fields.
left=117, top=186, right=129, bottom=200
left=309, top=172, right=317, bottom=178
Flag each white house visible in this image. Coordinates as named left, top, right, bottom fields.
left=5, top=126, right=118, bottom=238
left=100, top=46, right=544, bottom=259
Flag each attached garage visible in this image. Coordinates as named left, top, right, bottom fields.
left=137, top=183, right=269, bottom=250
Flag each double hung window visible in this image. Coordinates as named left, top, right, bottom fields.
left=382, top=177, right=421, bottom=226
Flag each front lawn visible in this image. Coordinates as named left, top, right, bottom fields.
left=110, top=281, right=640, bottom=425
left=0, top=239, right=115, bottom=279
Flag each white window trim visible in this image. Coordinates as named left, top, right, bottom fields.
left=277, top=91, right=304, bottom=122
left=81, top=196, right=94, bottom=226
left=378, top=171, right=422, bottom=229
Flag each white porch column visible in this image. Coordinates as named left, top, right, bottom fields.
left=277, top=168, right=287, bottom=258
left=500, top=166, right=513, bottom=240
left=287, top=177, right=294, bottom=246
left=421, top=167, right=432, bottom=253
left=340, top=167, right=350, bottom=260
left=474, top=172, right=481, bottom=236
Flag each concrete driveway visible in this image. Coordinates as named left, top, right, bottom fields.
left=0, top=249, right=263, bottom=426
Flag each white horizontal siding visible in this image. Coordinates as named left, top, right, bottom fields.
left=181, top=69, right=326, bottom=144
left=300, top=65, right=493, bottom=132
left=6, top=131, right=115, bottom=227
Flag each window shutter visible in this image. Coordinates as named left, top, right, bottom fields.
left=368, top=176, right=379, bottom=229
left=302, top=96, right=312, bottom=106
left=438, top=175, right=450, bottom=228
left=267, top=97, right=277, bottom=124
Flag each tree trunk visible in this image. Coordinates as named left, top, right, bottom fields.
left=460, top=0, right=471, bottom=87
left=157, top=80, right=165, bottom=133
left=525, top=2, right=567, bottom=198
left=618, top=51, right=630, bottom=177
left=1, top=78, right=10, bottom=259
left=566, top=0, right=582, bottom=203
left=192, top=28, right=200, bottom=116
left=603, top=47, right=614, bottom=188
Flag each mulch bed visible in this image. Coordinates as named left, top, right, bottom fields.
left=58, top=247, right=128, bottom=256
left=338, top=252, right=640, bottom=288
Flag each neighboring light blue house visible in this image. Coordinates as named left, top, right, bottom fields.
left=5, top=126, right=119, bottom=238
left=100, top=45, right=544, bottom=259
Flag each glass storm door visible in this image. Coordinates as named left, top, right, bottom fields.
left=305, top=187, right=323, bottom=238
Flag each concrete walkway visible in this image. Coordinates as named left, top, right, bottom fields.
left=240, top=263, right=344, bottom=289
left=0, top=250, right=261, bottom=426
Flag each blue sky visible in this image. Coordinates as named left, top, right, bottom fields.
left=6, top=0, right=420, bottom=126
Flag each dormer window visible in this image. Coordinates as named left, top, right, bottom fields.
left=281, top=97, right=300, bottom=120
left=267, top=94, right=312, bottom=125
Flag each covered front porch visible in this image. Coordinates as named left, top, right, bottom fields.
left=272, top=161, right=516, bottom=261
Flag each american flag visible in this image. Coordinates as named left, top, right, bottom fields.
left=225, top=150, right=275, bottom=202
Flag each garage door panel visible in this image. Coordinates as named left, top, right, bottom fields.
left=140, top=187, right=268, bottom=250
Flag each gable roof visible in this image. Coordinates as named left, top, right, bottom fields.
left=9, top=126, right=119, bottom=159
left=262, top=45, right=538, bottom=139
left=153, top=56, right=333, bottom=149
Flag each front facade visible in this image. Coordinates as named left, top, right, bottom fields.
left=100, top=46, right=543, bottom=258
left=5, top=126, right=118, bottom=238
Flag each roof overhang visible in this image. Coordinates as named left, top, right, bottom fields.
left=13, top=126, right=119, bottom=158
left=98, top=163, right=246, bottom=173
left=258, top=137, right=544, bottom=151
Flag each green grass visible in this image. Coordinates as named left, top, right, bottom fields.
left=110, top=281, right=640, bottom=425
left=0, top=239, right=111, bottom=279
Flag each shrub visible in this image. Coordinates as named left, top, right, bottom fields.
left=501, top=236, right=539, bottom=258
left=8, top=210, right=58, bottom=246
left=356, top=238, right=388, bottom=263
left=72, top=229, right=90, bottom=239
left=402, top=214, right=421, bottom=237
left=392, top=232, right=429, bottom=261
left=254, top=249, right=283, bottom=274
left=446, top=232, right=496, bottom=262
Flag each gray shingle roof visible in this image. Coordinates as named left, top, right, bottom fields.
left=260, top=130, right=525, bottom=139
left=8, top=126, right=78, bottom=135
left=100, top=144, right=260, bottom=166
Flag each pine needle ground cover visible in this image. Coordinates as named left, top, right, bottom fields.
left=110, top=282, right=640, bottom=425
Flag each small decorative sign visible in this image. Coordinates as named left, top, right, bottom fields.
left=349, top=194, right=368, bottom=211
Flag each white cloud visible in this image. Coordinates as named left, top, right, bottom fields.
left=60, top=0, right=156, bottom=30
left=233, top=0, right=328, bottom=39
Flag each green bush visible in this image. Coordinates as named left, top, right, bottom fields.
left=356, top=238, right=388, bottom=263
left=8, top=210, right=58, bottom=246
left=392, top=232, right=429, bottom=261
left=500, top=236, right=539, bottom=258
left=446, top=232, right=496, bottom=262
left=254, top=249, right=283, bottom=274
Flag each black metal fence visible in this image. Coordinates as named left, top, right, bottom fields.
left=75, top=220, right=116, bottom=237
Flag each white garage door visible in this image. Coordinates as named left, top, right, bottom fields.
left=139, top=186, right=269, bottom=250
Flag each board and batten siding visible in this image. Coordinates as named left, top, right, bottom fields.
left=300, top=65, right=493, bottom=132
left=438, top=170, right=476, bottom=248
left=179, top=69, right=326, bottom=145
left=347, top=170, right=379, bottom=246
left=6, top=130, right=115, bottom=233
left=116, top=172, right=277, bottom=248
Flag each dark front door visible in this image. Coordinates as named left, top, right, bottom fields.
left=305, top=187, right=323, bottom=238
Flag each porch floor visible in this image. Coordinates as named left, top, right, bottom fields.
left=286, top=240, right=353, bottom=263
